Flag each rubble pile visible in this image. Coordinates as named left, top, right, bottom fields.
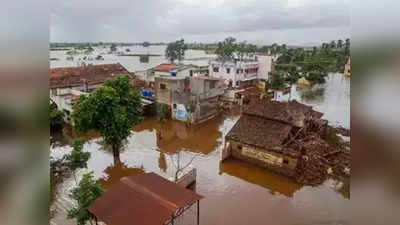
left=287, top=121, right=350, bottom=185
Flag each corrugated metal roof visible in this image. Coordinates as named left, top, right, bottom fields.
left=88, top=172, right=203, bottom=225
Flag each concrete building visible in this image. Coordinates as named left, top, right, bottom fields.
left=208, top=60, right=259, bottom=89
left=50, top=63, right=130, bottom=116
left=222, top=99, right=326, bottom=178
left=254, top=53, right=274, bottom=81
left=155, top=76, right=224, bottom=124
left=144, top=63, right=198, bottom=86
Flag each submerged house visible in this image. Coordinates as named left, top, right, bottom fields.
left=155, top=75, right=224, bottom=124
left=50, top=63, right=130, bottom=117
left=222, top=100, right=325, bottom=177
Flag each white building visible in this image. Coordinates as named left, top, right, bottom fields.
left=254, top=53, right=274, bottom=81
left=208, top=60, right=259, bottom=88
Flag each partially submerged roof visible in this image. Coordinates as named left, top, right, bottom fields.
left=50, top=63, right=129, bottom=89
left=244, top=100, right=323, bottom=128
left=226, top=115, right=295, bottom=156
left=88, top=172, right=203, bottom=225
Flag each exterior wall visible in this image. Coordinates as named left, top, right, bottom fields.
left=256, top=55, right=273, bottom=81
left=209, top=61, right=259, bottom=88
left=227, top=140, right=298, bottom=177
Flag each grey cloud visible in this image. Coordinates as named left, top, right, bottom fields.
left=51, top=0, right=350, bottom=45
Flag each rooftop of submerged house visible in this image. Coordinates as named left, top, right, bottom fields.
left=50, top=63, right=130, bottom=89
left=226, top=100, right=324, bottom=157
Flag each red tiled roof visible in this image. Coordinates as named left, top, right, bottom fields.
left=154, top=63, right=178, bottom=72
left=88, top=173, right=203, bottom=225
left=50, top=63, right=130, bottom=89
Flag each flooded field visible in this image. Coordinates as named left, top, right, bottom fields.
left=50, top=74, right=350, bottom=225
left=50, top=46, right=215, bottom=71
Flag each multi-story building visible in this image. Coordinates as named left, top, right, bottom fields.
left=154, top=75, right=224, bottom=124
left=208, top=60, right=259, bottom=88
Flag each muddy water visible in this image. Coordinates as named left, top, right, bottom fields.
left=50, top=74, right=350, bottom=225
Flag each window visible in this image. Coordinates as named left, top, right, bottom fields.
left=173, top=103, right=177, bottom=109
left=236, top=81, right=239, bottom=86
left=51, top=89, right=57, bottom=96
left=159, top=83, right=166, bottom=89
left=283, top=159, right=289, bottom=164
left=226, top=68, right=230, bottom=74
left=190, top=70, right=193, bottom=77
left=236, top=69, right=240, bottom=74
left=213, top=67, right=219, bottom=72
left=209, top=81, right=216, bottom=89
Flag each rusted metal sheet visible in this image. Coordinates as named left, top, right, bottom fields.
left=88, top=172, right=203, bottom=225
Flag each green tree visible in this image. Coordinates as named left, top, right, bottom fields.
left=50, top=105, right=64, bottom=130
left=165, top=39, right=187, bottom=63
left=215, top=37, right=237, bottom=62
left=110, top=43, right=117, bottom=52
left=72, top=75, right=143, bottom=160
left=67, top=172, right=104, bottom=225
left=344, top=38, right=350, bottom=55
left=271, top=71, right=286, bottom=90
left=64, top=138, right=91, bottom=183
left=303, top=60, right=327, bottom=84
left=337, top=39, right=343, bottom=49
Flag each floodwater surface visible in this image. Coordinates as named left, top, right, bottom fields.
left=50, top=74, right=350, bottom=225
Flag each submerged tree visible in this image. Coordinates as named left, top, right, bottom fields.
left=67, top=172, right=104, bottom=225
left=64, top=138, right=91, bottom=184
left=165, top=39, right=187, bottom=63
left=72, top=75, right=143, bottom=161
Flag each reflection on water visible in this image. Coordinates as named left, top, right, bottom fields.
left=219, top=158, right=303, bottom=197
left=134, top=116, right=224, bottom=154
left=286, top=73, right=350, bottom=128
left=158, top=151, right=168, bottom=172
left=98, top=160, right=145, bottom=189
left=50, top=74, right=350, bottom=225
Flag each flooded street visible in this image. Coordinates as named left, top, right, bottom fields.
left=51, top=74, right=350, bottom=225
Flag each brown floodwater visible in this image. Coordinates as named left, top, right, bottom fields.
left=50, top=74, right=350, bottom=225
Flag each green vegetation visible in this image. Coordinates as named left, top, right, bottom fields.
left=215, top=37, right=237, bottom=61
left=67, top=172, right=104, bottom=225
left=166, top=39, right=187, bottom=63
left=64, top=138, right=91, bottom=183
left=50, top=105, right=64, bottom=130
left=72, top=75, right=143, bottom=160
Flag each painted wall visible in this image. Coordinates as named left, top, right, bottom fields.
left=227, top=140, right=298, bottom=177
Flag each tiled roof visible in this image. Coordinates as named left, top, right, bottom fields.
left=50, top=63, right=130, bottom=89
left=226, top=114, right=296, bottom=156
left=244, top=99, right=323, bottom=128
left=154, top=63, right=178, bottom=72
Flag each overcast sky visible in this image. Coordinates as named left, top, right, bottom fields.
left=50, top=0, right=350, bottom=46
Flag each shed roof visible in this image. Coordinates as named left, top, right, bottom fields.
left=226, top=115, right=296, bottom=156
left=88, top=172, right=203, bottom=225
